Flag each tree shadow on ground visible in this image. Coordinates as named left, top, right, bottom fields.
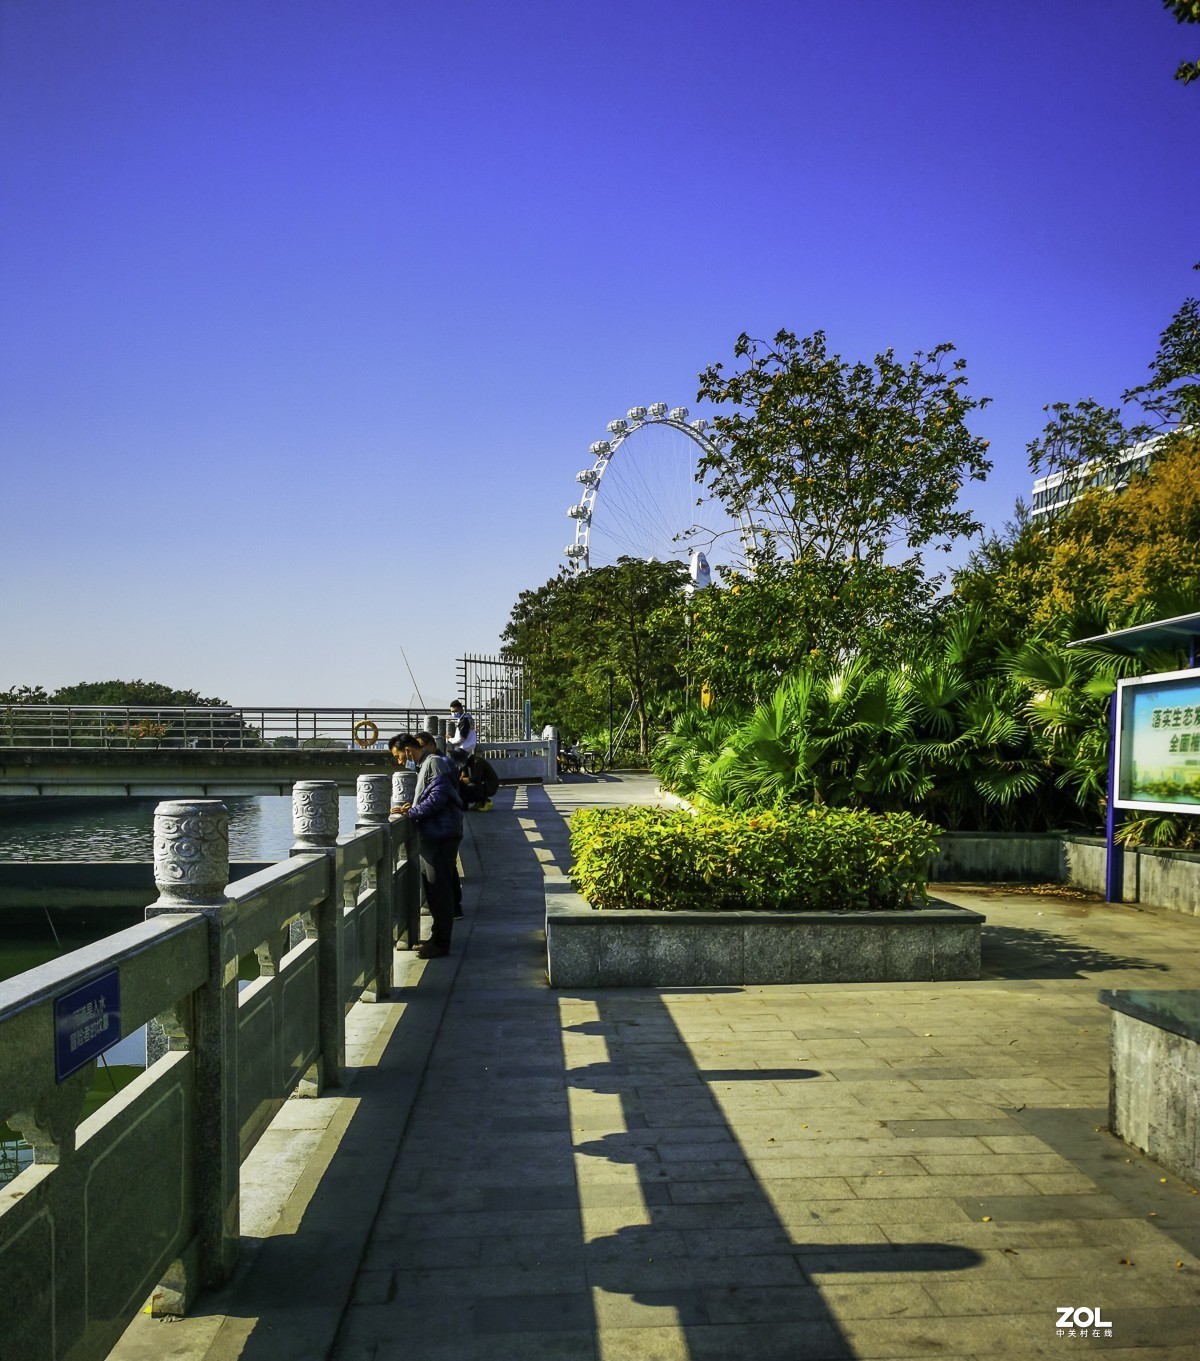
left=981, top=924, right=1171, bottom=980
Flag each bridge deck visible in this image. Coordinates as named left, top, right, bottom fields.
left=108, top=775, right=1200, bottom=1361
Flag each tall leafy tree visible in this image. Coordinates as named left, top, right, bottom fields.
left=47, top=679, right=232, bottom=706
left=970, top=432, right=1200, bottom=635
left=502, top=558, right=688, bottom=755
left=685, top=554, right=941, bottom=709
left=696, top=328, right=992, bottom=568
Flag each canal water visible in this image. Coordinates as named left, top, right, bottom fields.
left=0, top=794, right=362, bottom=1183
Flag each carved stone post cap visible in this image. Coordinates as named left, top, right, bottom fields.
left=153, top=799, right=230, bottom=904
left=292, top=779, right=341, bottom=847
left=391, top=769, right=418, bottom=807
left=356, top=773, right=392, bottom=825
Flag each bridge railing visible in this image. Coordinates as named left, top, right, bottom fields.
left=0, top=774, right=423, bottom=1361
left=0, top=705, right=433, bottom=750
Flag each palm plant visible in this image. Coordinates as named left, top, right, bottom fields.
left=651, top=706, right=736, bottom=800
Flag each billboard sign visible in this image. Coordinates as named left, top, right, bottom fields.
left=1115, top=667, right=1200, bottom=813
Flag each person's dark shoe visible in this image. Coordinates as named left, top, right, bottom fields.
left=415, top=941, right=449, bottom=959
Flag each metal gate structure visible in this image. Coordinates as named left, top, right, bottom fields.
left=455, top=655, right=528, bottom=741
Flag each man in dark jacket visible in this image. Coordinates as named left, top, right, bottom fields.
left=398, top=741, right=463, bottom=958
left=460, top=752, right=500, bottom=810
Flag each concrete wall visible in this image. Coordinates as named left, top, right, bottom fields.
left=478, top=739, right=558, bottom=784
left=1106, top=1008, right=1200, bottom=1189
left=932, top=832, right=1199, bottom=916
left=1136, top=847, right=1200, bottom=916
left=931, top=833, right=1063, bottom=883
left=545, top=878, right=982, bottom=988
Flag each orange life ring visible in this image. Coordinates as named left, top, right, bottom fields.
left=353, top=719, right=379, bottom=748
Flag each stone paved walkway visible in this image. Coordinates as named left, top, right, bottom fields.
left=114, top=775, right=1200, bottom=1360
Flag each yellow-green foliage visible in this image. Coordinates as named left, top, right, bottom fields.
left=569, top=805, right=941, bottom=912
left=960, top=434, right=1200, bottom=632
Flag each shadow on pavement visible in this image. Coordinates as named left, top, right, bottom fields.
left=981, top=924, right=1171, bottom=980
left=523, top=782, right=983, bottom=1359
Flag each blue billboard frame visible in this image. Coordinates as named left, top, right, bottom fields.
left=1115, top=667, right=1200, bottom=815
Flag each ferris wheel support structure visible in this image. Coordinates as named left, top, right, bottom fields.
left=563, top=402, right=758, bottom=574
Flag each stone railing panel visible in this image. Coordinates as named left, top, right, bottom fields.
left=224, top=857, right=327, bottom=961
left=236, top=942, right=320, bottom=1159
left=0, top=780, right=422, bottom=1358
left=0, top=915, right=207, bottom=1123
left=0, top=1049, right=196, bottom=1361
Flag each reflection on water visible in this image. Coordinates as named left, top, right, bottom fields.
left=0, top=793, right=363, bottom=1183
left=0, top=794, right=361, bottom=863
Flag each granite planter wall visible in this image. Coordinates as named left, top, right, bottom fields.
left=1098, top=989, right=1200, bottom=1190
left=931, top=832, right=1199, bottom=915
left=545, top=877, right=983, bottom=989
left=931, top=832, right=1064, bottom=884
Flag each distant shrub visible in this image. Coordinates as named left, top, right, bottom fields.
left=569, top=805, right=940, bottom=912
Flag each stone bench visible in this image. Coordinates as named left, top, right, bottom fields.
left=1097, top=988, right=1200, bottom=1189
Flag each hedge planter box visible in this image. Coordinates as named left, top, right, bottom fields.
left=545, top=878, right=983, bottom=988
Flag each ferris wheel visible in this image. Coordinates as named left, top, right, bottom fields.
left=563, top=403, right=757, bottom=575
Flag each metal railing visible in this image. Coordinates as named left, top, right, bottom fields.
left=0, top=706, right=434, bottom=750
left=456, top=655, right=529, bottom=741
left=0, top=774, right=421, bottom=1360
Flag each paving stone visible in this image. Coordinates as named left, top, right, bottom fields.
left=777, top=1195, right=975, bottom=1226
left=818, top=1280, right=942, bottom=1319
left=954, top=1193, right=1135, bottom=1223
left=470, top=1291, right=594, bottom=1333
left=700, top=1283, right=832, bottom=1324
left=592, top=1285, right=710, bottom=1328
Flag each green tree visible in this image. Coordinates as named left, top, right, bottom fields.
left=696, top=329, right=992, bottom=568
left=656, top=608, right=1058, bottom=832
left=0, top=684, right=48, bottom=705
left=502, top=558, right=688, bottom=756
left=1161, top=0, right=1200, bottom=84
left=966, top=432, right=1200, bottom=635
left=1027, top=272, right=1200, bottom=495
left=587, top=558, right=688, bottom=755
left=501, top=570, right=593, bottom=739
left=48, top=679, right=232, bottom=706
left=685, top=554, right=941, bottom=710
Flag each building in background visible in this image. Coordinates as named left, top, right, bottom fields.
left=1030, top=432, right=1167, bottom=521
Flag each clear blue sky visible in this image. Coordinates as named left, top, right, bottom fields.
left=2, top=0, right=1196, bottom=707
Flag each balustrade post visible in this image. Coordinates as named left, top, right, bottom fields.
left=356, top=773, right=395, bottom=999
left=291, top=780, right=344, bottom=1090
left=392, top=769, right=423, bottom=947
left=146, top=799, right=238, bottom=1296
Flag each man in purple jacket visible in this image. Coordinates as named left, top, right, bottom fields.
left=396, top=739, right=464, bottom=959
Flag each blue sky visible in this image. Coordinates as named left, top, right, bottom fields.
left=1, top=0, right=1196, bottom=707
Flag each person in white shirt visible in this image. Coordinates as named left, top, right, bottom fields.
left=447, top=699, right=476, bottom=769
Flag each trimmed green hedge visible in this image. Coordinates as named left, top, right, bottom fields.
left=569, top=805, right=941, bottom=912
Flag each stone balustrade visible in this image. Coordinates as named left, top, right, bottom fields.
left=0, top=776, right=421, bottom=1361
